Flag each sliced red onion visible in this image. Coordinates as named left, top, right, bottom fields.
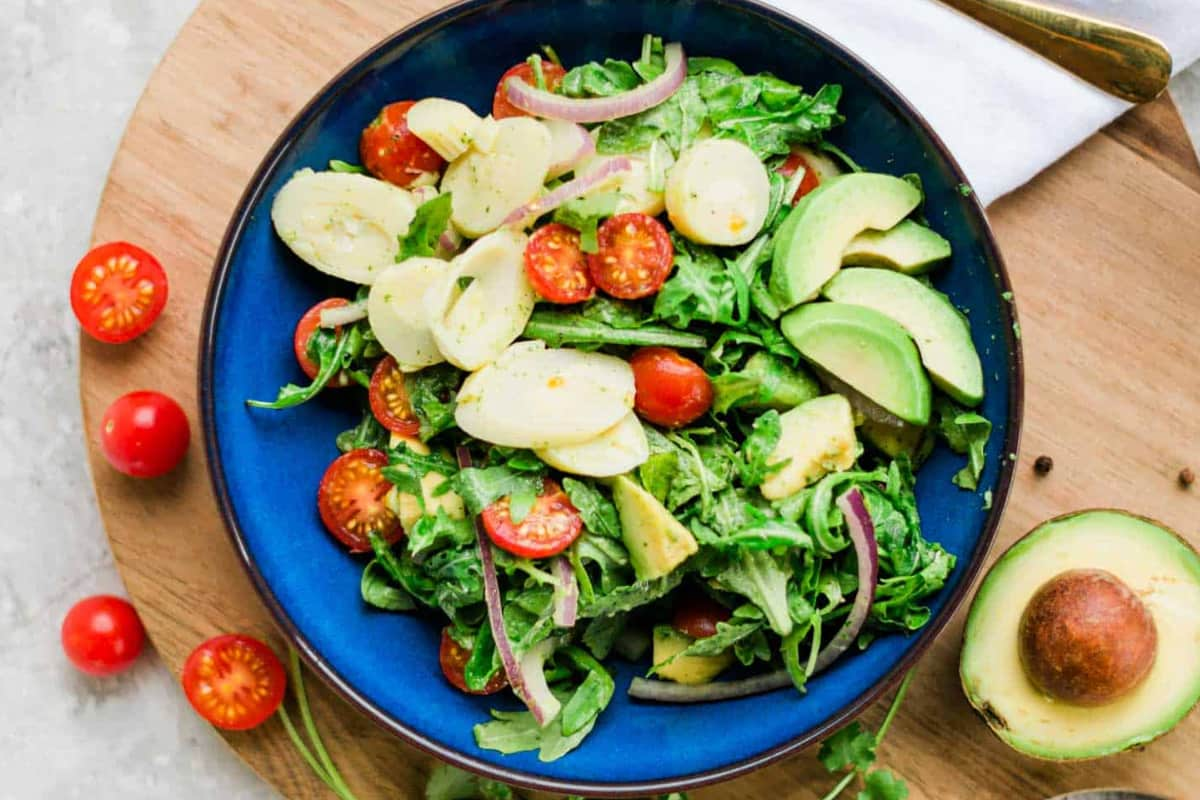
left=458, top=446, right=560, bottom=727
left=545, top=119, right=596, bottom=179
left=502, top=157, right=631, bottom=227
left=552, top=556, right=579, bottom=628
left=437, top=227, right=463, bottom=258
left=629, top=670, right=792, bottom=703
left=812, top=487, right=879, bottom=674
left=409, top=185, right=440, bottom=205
left=517, top=637, right=563, bottom=727
left=506, top=43, right=686, bottom=123
left=318, top=299, right=367, bottom=328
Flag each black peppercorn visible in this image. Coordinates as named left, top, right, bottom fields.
left=1034, top=455, right=1053, bottom=476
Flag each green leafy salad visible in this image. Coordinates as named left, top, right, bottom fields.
left=253, top=34, right=992, bottom=762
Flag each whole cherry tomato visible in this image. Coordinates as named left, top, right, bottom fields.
left=61, top=595, right=146, bottom=676
left=630, top=347, right=713, bottom=428
left=99, top=390, right=190, bottom=478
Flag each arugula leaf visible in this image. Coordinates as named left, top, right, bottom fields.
left=581, top=612, right=627, bottom=660
left=560, top=58, right=641, bottom=97
left=552, top=191, right=622, bottom=253
left=596, top=78, right=706, bottom=155
left=652, top=238, right=738, bottom=328
left=574, top=534, right=633, bottom=595
left=381, top=443, right=458, bottom=514
left=328, top=159, right=367, bottom=174
left=361, top=559, right=416, bottom=611
left=409, top=508, right=475, bottom=560
left=712, top=352, right=819, bottom=414
left=336, top=410, right=390, bottom=453
left=561, top=478, right=622, bottom=539
left=657, top=619, right=763, bottom=671
left=524, top=308, right=707, bottom=349
left=463, top=621, right=503, bottom=692
left=740, top=409, right=785, bottom=487
left=934, top=397, right=991, bottom=490
left=247, top=324, right=365, bottom=409
left=397, top=193, right=454, bottom=261
left=558, top=646, right=615, bottom=736
left=368, top=532, right=437, bottom=608
left=632, top=34, right=667, bottom=82
left=406, top=364, right=465, bottom=441
left=711, top=550, right=793, bottom=636
left=451, top=466, right=544, bottom=517
left=700, top=70, right=844, bottom=160
left=580, top=570, right=684, bottom=618
left=579, top=296, right=647, bottom=329
left=819, top=722, right=877, bottom=772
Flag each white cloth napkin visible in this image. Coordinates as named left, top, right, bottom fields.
left=772, top=0, right=1200, bottom=204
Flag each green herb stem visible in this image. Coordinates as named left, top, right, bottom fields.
left=818, top=769, right=858, bottom=800
left=287, top=649, right=358, bottom=800
left=875, top=668, right=915, bottom=744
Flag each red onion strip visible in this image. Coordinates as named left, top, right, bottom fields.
left=457, top=447, right=559, bottom=726
left=552, top=556, right=579, bottom=628
left=629, top=671, right=792, bottom=703
left=502, top=157, right=631, bottom=227
left=517, top=637, right=563, bottom=727
left=505, top=43, right=686, bottom=123
left=812, top=487, right=879, bottom=674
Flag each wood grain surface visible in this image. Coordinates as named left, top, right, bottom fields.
left=78, top=1, right=1200, bottom=797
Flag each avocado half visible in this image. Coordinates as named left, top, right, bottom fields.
left=960, top=510, right=1200, bottom=760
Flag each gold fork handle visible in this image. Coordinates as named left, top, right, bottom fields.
left=937, top=0, right=1172, bottom=103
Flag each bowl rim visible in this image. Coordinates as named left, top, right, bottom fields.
left=199, top=0, right=1024, bottom=794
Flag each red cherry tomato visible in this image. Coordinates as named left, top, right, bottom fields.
left=588, top=213, right=674, bottom=300
left=61, top=595, right=146, bottom=676
left=481, top=479, right=583, bottom=559
left=359, top=101, right=445, bottom=187
left=524, top=223, right=595, bottom=304
left=777, top=151, right=822, bottom=202
left=673, top=593, right=733, bottom=639
left=439, top=627, right=509, bottom=695
left=630, top=347, right=714, bottom=428
left=493, top=61, right=567, bottom=119
left=181, top=634, right=287, bottom=731
left=317, top=448, right=402, bottom=552
left=368, top=356, right=421, bottom=436
left=70, top=242, right=168, bottom=344
left=99, top=390, right=190, bottom=478
left=293, top=298, right=353, bottom=387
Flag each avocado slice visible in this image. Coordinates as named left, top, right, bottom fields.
left=652, top=626, right=734, bottom=685
left=781, top=302, right=931, bottom=426
left=961, top=510, right=1200, bottom=760
left=858, top=417, right=932, bottom=464
left=842, top=220, right=951, bottom=275
left=611, top=474, right=698, bottom=581
left=760, top=394, right=857, bottom=500
left=770, top=173, right=921, bottom=309
left=823, top=268, right=984, bottom=406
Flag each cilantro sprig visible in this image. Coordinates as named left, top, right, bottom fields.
left=817, top=669, right=915, bottom=800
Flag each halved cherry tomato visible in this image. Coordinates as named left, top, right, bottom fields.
left=493, top=61, right=567, bottom=119
left=61, top=595, right=146, bottom=676
left=630, top=347, right=714, bottom=428
left=318, top=448, right=401, bottom=552
left=482, top=479, right=583, bottom=559
left=439, top=627, right=509, bottom=695
left=360, top=101, right=445, bottom=187
left=588, top=213, right=674, bottom=300
left=70, top=242, right=168, bottom=344
left=524, top=223, right=595, bottom=304
left=293, top=298, right=353, bottom=387
left=369, top=356, right=420, bottom=436
left=777, top=151, right=821, bottom=202
left=182, top=634, right=287, bottom=731
left=100, top=390, right=190, bottom=478
left=673, top=592, right=733, bottom=639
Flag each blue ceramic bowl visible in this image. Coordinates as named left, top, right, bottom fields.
left=201, top=0, right=1022, bottom=794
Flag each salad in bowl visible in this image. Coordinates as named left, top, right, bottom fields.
left=246, top=34, right=990, bottom=763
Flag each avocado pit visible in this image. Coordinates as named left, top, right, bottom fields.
left=1018, top=568, right=1157, bottom=707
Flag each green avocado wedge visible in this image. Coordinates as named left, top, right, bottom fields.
left=823, top=267, right=984, bottom=406
left=960, top=510, right=1200, bottom=761
left=842, top=219, right=951, bottom=275
left=781, top=302, right=931, bottom=426
left=770, top=173, right=921, bottom=309
left=611, top=474, right=698, bottom=582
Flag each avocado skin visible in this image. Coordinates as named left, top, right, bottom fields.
left=823, top=267, right=984, bottom=406
left=842, top=220, right=951, bottom=275
left=781, top=302, right=931, bottom=426
left=960, top=509, right=1200, bottom=761
left=770, top=173, right=921, bottom=309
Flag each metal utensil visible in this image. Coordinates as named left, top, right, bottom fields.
left=1047, top=790, right=1171, bottom=800
left=936, top=0, right=1172, bottom=103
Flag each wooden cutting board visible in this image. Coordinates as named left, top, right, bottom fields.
left=78, top=1, right=1200, bottom=797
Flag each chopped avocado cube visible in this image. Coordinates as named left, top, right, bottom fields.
left=781, top=302, right=932, bottom=426
left=859, top=417, right=932, bottom=464
left=760, top=394, right=857, bottom=500
left=611, top=474, right=698, bottom=581
left=842, top=219, right=951, bottom=275
left=770, top=173, right=921, bottom=309
left=652, top=626, right=734, bottom=685
left=823, top=267, right=984, bottom=406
